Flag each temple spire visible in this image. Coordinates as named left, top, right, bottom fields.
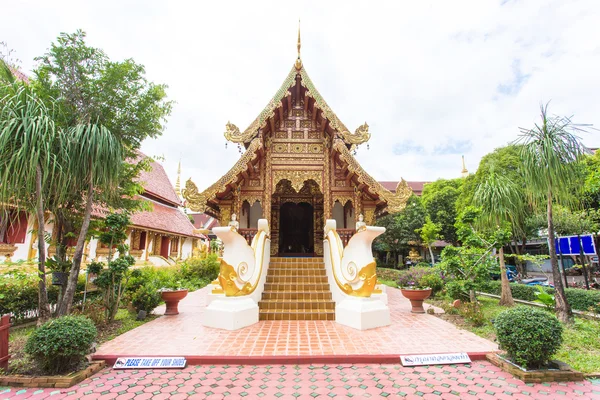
left=295, top=19, right=303, bottom=70
left=175, top=160, right=182, bottom=196
left=461, top=155, right=469, bottom=178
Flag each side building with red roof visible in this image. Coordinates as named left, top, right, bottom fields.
left=0, top=156, right=203, bottom=266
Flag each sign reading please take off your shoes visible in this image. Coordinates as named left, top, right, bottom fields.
left=400, top=353, right=471, bottom=366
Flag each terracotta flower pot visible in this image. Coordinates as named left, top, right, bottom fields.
left=401, top=288, right=432, bottom=313
left=160, top=289, right=188, bottom=315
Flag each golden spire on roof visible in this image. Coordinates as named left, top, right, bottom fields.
left=175, top=160, right=182, bottom=196
left=461, top=155, right=469, bottom=178
left=295, top=19, right=303, bottom=70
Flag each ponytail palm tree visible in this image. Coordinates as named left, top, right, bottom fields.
left=0, top=61, right=61, bottom=322
left=515, top=103, right=589, bottom=323
left=56, top=123, right=122, bottom=316
left=473, top=169, right=524, bottom=306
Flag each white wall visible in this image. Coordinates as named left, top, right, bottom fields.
left=249, top=201, right=262, bottom=229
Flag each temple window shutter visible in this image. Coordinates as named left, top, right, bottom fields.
left=6, top=212, right=28, bottom=244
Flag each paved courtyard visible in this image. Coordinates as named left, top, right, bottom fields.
left=94, top=287, right=496, bottom=361
left=2, top=362, right=599, bottom=399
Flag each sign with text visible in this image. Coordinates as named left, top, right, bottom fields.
left=113, top=357, right=187, bottom=369
left=400, top=353, right=471, bottom=366
left=554, top=235, right=597, bottom=256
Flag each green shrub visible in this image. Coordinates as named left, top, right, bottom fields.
left=131, top=283, right=161, bottom=314
left=459, top=302, right=485, bottom=327
left=494, top=307, right=563, bottom=369
left=445, top=280, right=471, bottom=302
left=179, top=254, right=220, bottom=281
left=24, top=315, right=97, bottom=374
left=564, top=288, right=600, bottom=314
left=420, top=273, right=444, bottom=296
left=481, top=281, right=600, bottom=313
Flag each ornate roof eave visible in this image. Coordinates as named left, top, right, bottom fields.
left=182, top=137, right=262, bottom=213
left=224, top=63, right=371, bottom=147
left=333, top=139, right=412, bottom=214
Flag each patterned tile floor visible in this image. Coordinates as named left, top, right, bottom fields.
left=95, top=287, right=497, bottom=358
left=2, top=362, right=599, bottom=399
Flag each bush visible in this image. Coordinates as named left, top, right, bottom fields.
left=179, top=254, right=220, bottom=281
left=459, top=302, right=485, bottom=327
left=494, top=307, right=563, bottom=369
left=420, top=273, right=444, bottom=296
left=24, top=315, right=97, bottom=374
left=445, top=280, right=471, bottom=302
left=480, top=281, right=600, bottom=313
left=131, top=283, right=161, bottom=314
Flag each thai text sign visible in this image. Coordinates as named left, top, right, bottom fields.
left=113, top=357, right=187, bottom=369
left=400, top=353, right=471, bottom=366
left=554, top=235, right=596, bottom=256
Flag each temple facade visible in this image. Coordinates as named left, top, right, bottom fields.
left=183, top=33, right=412, bottom=257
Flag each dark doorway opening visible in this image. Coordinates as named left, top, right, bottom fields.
left=279, top=202, right=314, bottom=255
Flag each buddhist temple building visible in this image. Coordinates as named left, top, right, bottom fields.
left=183, top=30, right=413, bottom=257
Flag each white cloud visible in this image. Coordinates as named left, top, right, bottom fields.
left=3, top=0, right=600, bottom=188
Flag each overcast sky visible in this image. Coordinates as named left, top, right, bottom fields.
left=3, top=0, right=600, bottom=190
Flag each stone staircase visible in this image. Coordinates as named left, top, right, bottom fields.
left=259, top=257, right=335, bottom=321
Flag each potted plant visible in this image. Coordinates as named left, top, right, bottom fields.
left=397, top=266, right=434, bottom=313
left=46, top=255, right=71, bottom=286
left=160, top=279, right=188, bottom=315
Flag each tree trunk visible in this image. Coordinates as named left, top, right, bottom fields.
left=547, top=190, right=573, bottom=323
left=35, top=165, right=51, bottom=323
left=428, top=245, right=435, bottom=266
left=56, top=174, right=94, bottom=316
left=498, top=246, right=514, bottom=306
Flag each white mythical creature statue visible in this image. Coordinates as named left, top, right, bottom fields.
left=323, top=218, right=390, bottom=330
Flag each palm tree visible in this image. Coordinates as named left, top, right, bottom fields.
left=473, top=169, right=523, bottom=306
left=55, top=123, right=122, bottom=316
left=0, top=61, right=62, bottom=322
left=515, top=103, right=589, bottom=323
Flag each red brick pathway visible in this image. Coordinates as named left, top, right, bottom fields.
left=95, top=287, right=497, bottom=359
left=2, top=362, right=599, bottom=399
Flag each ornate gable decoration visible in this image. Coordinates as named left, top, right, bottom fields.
left=333, top=139, right=412, bottom=213
left=223, top=63, right=370, bottom=146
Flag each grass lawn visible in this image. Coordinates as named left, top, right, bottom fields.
left=431, top=296, right=600, bottom=374
left=5, top=308, right=158, bottom=376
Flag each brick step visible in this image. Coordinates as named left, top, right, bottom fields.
left=266, top=276, right=328, bottom=284
left=264, top=283, right=331, bottom=292
left=267, top=269, right=327, bottom=277
left=258, top=300, right=335, bottom=311
left=269, top=258, right=323, bottom=263
left=262, top=291, right=333, bottom=301
left=259, top=310, right=335, bottom=321
left=268, top=262, right=325, bottom=268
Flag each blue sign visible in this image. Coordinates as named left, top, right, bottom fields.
left=554, top=235, right=597, bottom=256
left=113, top=357, right=187, bottom=369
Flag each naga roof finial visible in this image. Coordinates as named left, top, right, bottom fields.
left=295, top=19, right=303, bottom=70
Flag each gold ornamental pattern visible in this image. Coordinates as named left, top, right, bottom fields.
left=272, top=170, right=322, bottom=193
left=333, top=139, right=412, bottom=213
left=183, top=138, right=262, bottom=213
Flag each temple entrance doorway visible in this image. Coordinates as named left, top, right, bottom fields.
left=271, top=179, right=324, bottom=257
left=279, top=202, right=314, bottom=255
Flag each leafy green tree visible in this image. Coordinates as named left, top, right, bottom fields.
left=416, top=217, right=441, bottom=265
left=0, top=60, right=60, bottom=322
left=421, top=178, right=464, bottom=245
left=515, top=103, right=590, bottom=323
left=375, top=195, right=426, bottom=266
left=459, top=145, right=535, bottom=275
left=473, top=169, right=524, bottom=306
left=31, top=30, right=172, bottom=315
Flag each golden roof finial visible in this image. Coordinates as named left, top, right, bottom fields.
left=461, top=155, right=469, bottom=178
left=295, top=19, right=303, bottom=70
left=175, top=160, right=182, bottom=196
